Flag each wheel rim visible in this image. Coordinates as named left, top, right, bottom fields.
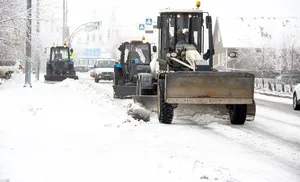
left=293, top=95, right=297, bottom=108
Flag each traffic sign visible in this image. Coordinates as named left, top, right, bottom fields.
left=146, top=18, right=152, bottom=25
left=139, top=24, right=145, bottom=30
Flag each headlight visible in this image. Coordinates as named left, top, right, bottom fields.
left=171, top=52, right=177, bottom=57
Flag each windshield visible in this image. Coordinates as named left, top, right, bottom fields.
left=51, top=48, right=69, bottom=61
left=168, top=13, right=202, bottom=52
left=96, top=60, right=114, bottom=68
left=124, top=44, right=150, bottom=64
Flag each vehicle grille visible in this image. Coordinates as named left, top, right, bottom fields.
left=102, top=72, right=113, bottom=77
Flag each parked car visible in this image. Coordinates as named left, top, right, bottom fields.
left=0, top=60, right=23, bottom=79
left=74, top=65, right=89, bottom=72
left=293, top=82, right=300, bottom=110
left=94, top=58, right=115, bottom=83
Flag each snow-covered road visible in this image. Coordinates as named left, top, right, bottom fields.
left=0, top=73, right=299, bottom=182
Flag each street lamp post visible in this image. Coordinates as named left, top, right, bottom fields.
left=68, top=21, right=101, bottom=47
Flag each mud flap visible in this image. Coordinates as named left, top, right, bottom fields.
left=113, top=85, right=136, bottom=99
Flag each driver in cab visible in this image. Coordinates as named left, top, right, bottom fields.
left=169, top=28, right=187, bottom=50
left=54, top=49, right=63, bottom=61
left=128, top=46, right=141, bottom=64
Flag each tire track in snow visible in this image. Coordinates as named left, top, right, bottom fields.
left=256, top=113, right=300, bottom=128
left=162, top=111, right=300, bottom=176
left=256, top=98, right=300, bottom=117
left=201, top=122, right=300, bottom=174
left=237, top=122, right=300, bottom=150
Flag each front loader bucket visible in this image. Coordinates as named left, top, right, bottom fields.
left=132, top=95, right=256, bottom=121
left=165, top=71, right=255, bottom=105
left=113, top=85, right=136, bottom=99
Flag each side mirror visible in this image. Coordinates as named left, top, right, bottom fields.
left=152, top=46, right=157, bottom=53
left=205, top=16, right=212, bottom=29
left=118, top=44, right=124, bottom=51
left=228, top=52, right=237, bottom=58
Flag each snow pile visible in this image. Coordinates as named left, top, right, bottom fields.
left=126, top=102, right=151, bottom=122
left=0, top=73, right=25, bottom=89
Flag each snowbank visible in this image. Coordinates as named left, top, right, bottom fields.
left=126, top=102, right=151, bottom=122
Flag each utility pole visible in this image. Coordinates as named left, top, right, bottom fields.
left=63, top=0, right=66, bottom=44
left=24, top=0, right=32, bottom=87
left=35, top=0, right=40, bottom=80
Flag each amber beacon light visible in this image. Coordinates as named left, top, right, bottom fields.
left=196, top=1, right=201, bottom=8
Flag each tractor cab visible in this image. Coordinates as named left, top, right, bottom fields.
left=156, top=8, right=214, bottom=72
left=117, top=40, right=153, bottom=83
left=50, top=46, right=71, bottom=62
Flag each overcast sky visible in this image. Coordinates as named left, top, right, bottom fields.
left=67, top=0, right=299, bottom=29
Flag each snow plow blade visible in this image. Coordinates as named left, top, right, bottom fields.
left=44, top=75, right=79, bottom=82
left=113, top=85, right=136, bottom=99
left=132, top=71, right=256, bottom=121
left=165, top=71, right=254, bottom=105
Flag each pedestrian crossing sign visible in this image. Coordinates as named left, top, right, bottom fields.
left=146, top=18, right=152, bottom=25
left=139, top=24, right=145, bottom=30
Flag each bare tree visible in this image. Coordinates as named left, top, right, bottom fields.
left=0, top=0, right=63, bottom=76
left=235, top=48, right=259, bottom=71
left=0, top=0, right=27, bottom=63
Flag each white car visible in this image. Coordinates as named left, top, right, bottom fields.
left=0, top=60, right=23, bottom=79
left=94, top=59, right=115, bottom=83
left=293, top=83, right=300, bottom=110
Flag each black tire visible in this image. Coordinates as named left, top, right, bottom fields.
left=5, top=73, right=11, bottom=80
left=157, top=79, right=174, bottom=124
left=229, top=104, right=247, bottom=125
left=293, top=93, right=300, bottom=110
left=95, top=78, right=99, bottom=83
